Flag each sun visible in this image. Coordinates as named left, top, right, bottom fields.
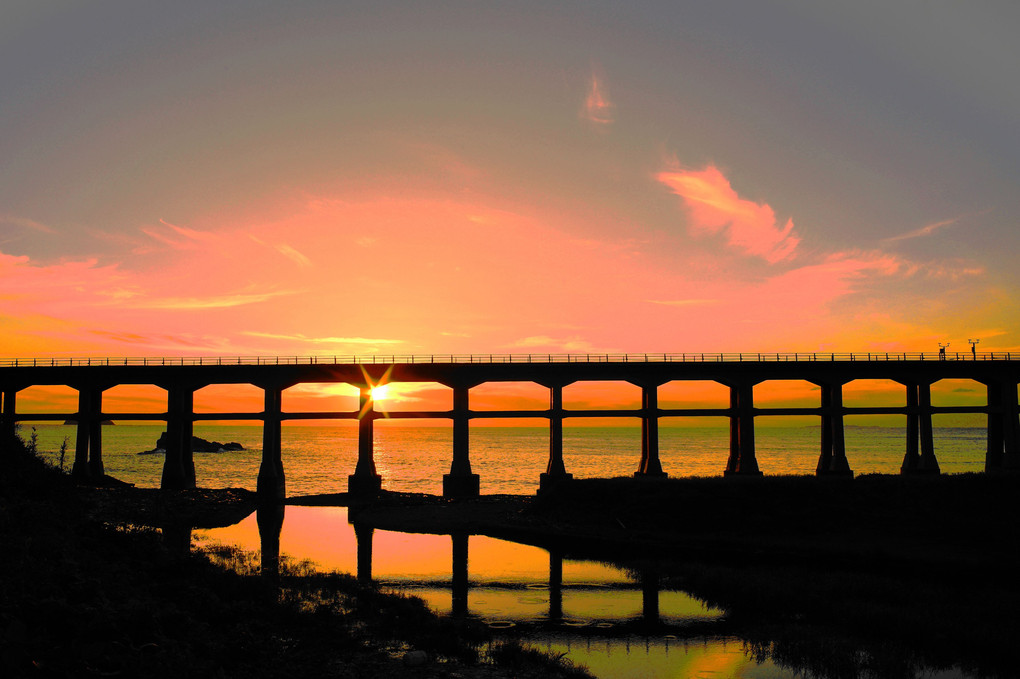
left=370, top=384, right=390, bottom=401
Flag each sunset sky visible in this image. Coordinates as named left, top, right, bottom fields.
left=3, top=1, right=1018, bottom=369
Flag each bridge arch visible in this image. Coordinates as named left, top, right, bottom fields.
left=557, top=380, right=647, bottom=481
left=841, top=379, right=906, bottom=475
left=657, top=380, right=729, bottom=477
left=931, top=378, right=987, bottom=472
left=469, top=380, right=548, bottom=412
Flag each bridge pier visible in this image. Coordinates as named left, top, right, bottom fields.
left=817, top=382, right=852, bottom=476
left=354, top=521, right=374, bottom=582
left=902, top=382, right=940, bottom=475
left=72, top=388, right=92, bottom=479
left=918, top=382, right=940, bottom=473
left=548, top=549, right=563, bottom=620
left=71, top=386, right=104, bottom=479
left=725, top=382, right=762, bottom=476
left=88, top=388, right=104, bottom=478
left=540, top=383, right=573, bottom=492
left=986, top=382, right=1004, bottom=471
left=451, top=532, right=469, bottom=616
left=258, top=385, right=285, bottom=499
left=1, top=388, right=16, bottom=446
left=161, top=386, right=196, bottom=489
left=901, top=382, right=921, bottom=472
left=444, top=384, right=479, bottom=498
left=997, top=380, right=1020, bottom=471
left=349, top=386, right=383, bottom=495
left=642, top=570, right=660, bottom=625
left=257, top=503, right=285, bottom=580
left=636, top=383, right=667, bottom=478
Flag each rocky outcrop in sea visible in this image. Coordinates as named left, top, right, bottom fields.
left=139, top=433, right=244, bottom=455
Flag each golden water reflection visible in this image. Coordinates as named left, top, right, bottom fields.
left=195, top=506, right=774, bottom=678
left=197, top=506, right=640, bottom=587
left=533, top=636, right=784, bottom=679
left=196, top=507, right=725, bottom=625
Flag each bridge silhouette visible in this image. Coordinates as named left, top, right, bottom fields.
left=2, top=352, right=1018, bottom=498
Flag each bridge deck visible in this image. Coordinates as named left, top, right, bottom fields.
left=2, top=354, right=1018, bottom=496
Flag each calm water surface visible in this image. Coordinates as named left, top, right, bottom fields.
left=29, top=422, right=988, bottom=495
left=196, top=505, right=799, bottom=679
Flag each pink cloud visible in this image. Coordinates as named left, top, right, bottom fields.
left=582, top=72, right=614, bottom=127
left=756, top=250, right=906, bottom=309
left=0, top=251, right=126, bottom=307
left=658, top=165, right=800, bottom=263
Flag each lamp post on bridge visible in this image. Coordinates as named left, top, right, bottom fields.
left=968, top=338, right=979, bottom=360
left=938, top=342, right=950, bottom=361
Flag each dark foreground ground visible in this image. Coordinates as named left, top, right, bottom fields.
left=0, top=434, right=591, bottom=679
left=6, top=431, right=1019, bottom=679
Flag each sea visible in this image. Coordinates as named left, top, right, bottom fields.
left=26, top=422, right=989, bottom=495
left=27, top=422, right=985, bottom=679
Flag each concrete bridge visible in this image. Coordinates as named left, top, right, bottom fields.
left=1, top=352, right=1018, bottom=498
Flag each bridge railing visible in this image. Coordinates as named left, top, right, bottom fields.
left=0, top=351, right=1014, bottom=368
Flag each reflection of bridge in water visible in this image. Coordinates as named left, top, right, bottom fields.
left=2, top=353, right=1018, bottom=497
left=253, top=503, right=685, bottom=627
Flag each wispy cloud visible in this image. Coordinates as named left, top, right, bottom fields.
left=508, top=335, right=605, bottom=353
left=140, top=219, right=218, bottom=250
left=88, top=329, right=225, bottom=349
left=88, top=329, right=153, bottom=345
left=647, top=299, right=718, bottom=307
left=1, top=215, right=56, bottom=233
left=658, top=165, right=800, bottom=263
left=276, top=243, right=312, bottom=268
left=127, top=290, right=299, bottom=310
left=881, top=217, right=958, bottom=243
left=248, top=235, right=313, bottom=268
left=243, top=331, right=403, bottom=345
left=920, top=259, right=984, bottom=280
left=582, top=71, right=614, bottom=127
